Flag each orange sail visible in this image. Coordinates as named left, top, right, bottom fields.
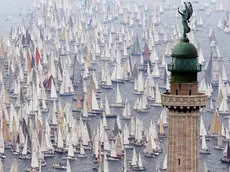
left=87, top=90, right=92, bottom=113
left=26, top=49, right=31, bottom=72
left=159, top=120, right=165, bottom=135
left=5, top=89, right=10, bottom=105
left=35, top=47, right=41, bottom=65
left=2, top=113, right=11, bottom=143
left=76, top=94, right=83, bottom=109
left=90, top=76, right=97, bottom=92
left=86, top=45, right=92, bottom=69
left=209, top=110, right=221, bottom=135
left=12, top=116, right=18, bottom=143
left=58, top=104, right=63, bottom=130
left=99, top=141, right=102, bottom=164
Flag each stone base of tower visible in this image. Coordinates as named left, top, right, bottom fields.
left=161, top=93, right=207, bottom=172
left=167, top=110, right=200, bottom=172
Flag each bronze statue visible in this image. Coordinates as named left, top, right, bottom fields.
left=178, top=2, right=193, bottom=38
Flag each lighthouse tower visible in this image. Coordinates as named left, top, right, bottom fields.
left=161, top=22, right=208, bottom=172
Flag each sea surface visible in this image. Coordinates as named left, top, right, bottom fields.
left=0, top=0, right=230, bottom=171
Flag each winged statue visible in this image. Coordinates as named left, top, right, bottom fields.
left=178, top=2, right=193, bottom=38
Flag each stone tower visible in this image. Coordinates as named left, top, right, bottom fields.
left=161, top=36, right=208, bottom=171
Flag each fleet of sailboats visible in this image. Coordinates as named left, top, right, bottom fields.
left=0, top=0, right=227, bottom=171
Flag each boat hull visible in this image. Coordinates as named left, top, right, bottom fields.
left=220, top=158, right=230, bottom=163
left=110, top=104, right=125, bottom=108
left=199, top=149, right=211, bottom=154
left=214, top=145, right=224, bottom=150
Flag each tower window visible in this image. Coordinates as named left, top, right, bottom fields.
left=189, top=90, right=192, bottom=95
left=176, top=90, right=178, bottom=95
left=178, top=159, right=180, bottom=165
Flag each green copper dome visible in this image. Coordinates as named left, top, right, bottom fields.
left=168, top=37, right=201, bottom=83
left=171, top=38, right=198, bottom=58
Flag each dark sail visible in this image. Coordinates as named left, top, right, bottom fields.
left=143, top=43, right=151, bottom=61
left=131, top=35, right=141, bottom=55
left=43, top=75, right=54, bottom=90
left=227, top=141, right=230, bottom=159
left=204, top=51, right=212, bottom=85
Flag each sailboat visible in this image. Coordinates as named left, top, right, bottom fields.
left=151, top=84, right=162, bottom=107
left=104, top=95, right=117, bottom=118
left=88, top=90, right=103, bottom=115
left=0, top=122, right=6, bottom=159
left=62, top=142, right=77, bottom=160
left=162, top=154, right=167, bottom=171
left=209, top=110, right=222, bottom=137
left=204, top=161, right=210, bottom=172
left=200, top=134, right=211, bottom=154
left=158, top=109, right=168, bottom=127
left=132, top=72, right=144, bottom=95
left=72, top=94, right=83, bottom=112
left=52, top=162, right=67, bottom=170
left=25, top=145, right=39, bottom=172
left=219, top=98, right=230, bottom=115
left=143, top=135, right=155, bottom=158
left=59, top=71, right=75, bottom=96
left=214, top=133, right=224, bottom=150
left=55, top=126, right=65, bottom=153
left=158, top=120, right=167, bottom=138
left=220, top=140, right=230, bottom=163
left=76, top=143, right=87, bottom=158
left=110, top=83, right=125, bottom=108
left=103, top=152, right=110, bottom=172
left=200, top=114, right=211, bottom=141
left=131, top=35, right=141, bottom=55
left=19, top=136, right=31, bottom=159
left=120, top=149, right=128, bottom=172
left=107, top=141, right=120, bottom=161
left=131, top=152, right=147, bottom=171
left=122, top=99, right=132, bottom=119
left=101, top=64, right=114, bottom=90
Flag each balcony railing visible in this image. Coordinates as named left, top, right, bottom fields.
left=161, top=93, right=207, bottom=108
left=168, top=64, right=202, bottom=72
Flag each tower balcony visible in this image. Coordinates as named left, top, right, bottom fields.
left=161, top=93, right=207, bottom=110
left=168, top=64, right=202, bottom=72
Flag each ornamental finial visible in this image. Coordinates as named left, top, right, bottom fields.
left=178, top=2, right=193, bottom=38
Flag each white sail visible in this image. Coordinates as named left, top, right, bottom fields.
left=105, top=95, right=111, bottom=115
left=92, top=90, right=100, bottom=110
left=66, top=159, right=72, bottom=172
left=103, top=113, right=108, bottom=127
left=123, top=149, right=128, bottom=172
left=31, top=146, right=39, bottom=168
left=201, top=134, right=208, bottom=150
left=80, top=143, right=85, bottom=155
left=122, top=99, right=131, bottom=118
left=155, top=83, right=162, bottom=104
left=50, top=79, right=57, bottom=98
left=103, top=131, right=110, bottom=151
left=110, top=141, right=117, bottom=157
left=219, top=98, right=229, bottom=113
left=57, top=126, right=64, bottom=148
left=204, top=161, right=209, bottom=172
left=131, top=148, right=137, bottom=166
left=0, top=123, right=4, bottom=154
left=68, top=142, right=75, bottom=157
left=163, top=154, right=167, bottom=170
left=123, top=124, right=130, bottom=145
left=200, top=115, right=207, bottom=136
left=103, top=153, right=109, bottom=172
left=116, top=83, right=122, bottom=104
left=138, top=152, right=143, bottom=168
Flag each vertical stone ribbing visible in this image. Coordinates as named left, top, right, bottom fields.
left=167, top=111, right=200, bottom=172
